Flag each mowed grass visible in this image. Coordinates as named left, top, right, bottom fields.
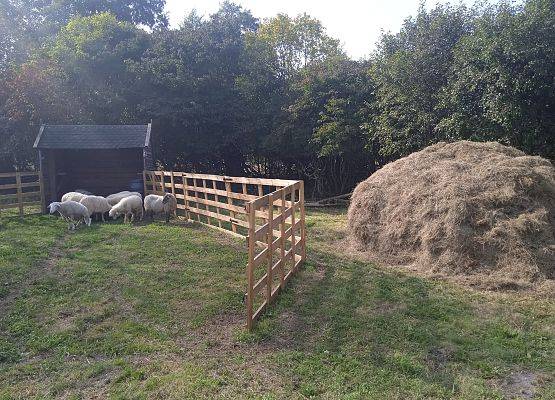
left=0, top=208, right=553, bottom=399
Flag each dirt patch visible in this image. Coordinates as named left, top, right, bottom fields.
left=347, top=141, right=555, bottom=291
left=495, top=371, right=539, bottom=399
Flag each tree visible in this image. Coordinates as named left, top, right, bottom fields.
left=133, top=3, right=258, bottom=174
left=48, top=13, right=149, bottom=123
left=0, top=60, right=88, bottom=170
left=367, top=3, right=473, bottom=160
left=251, top=13, right=343, bottom=79
left=440, top=0, right=555, bottom=159
left=0, top=0, right=166, bottom=71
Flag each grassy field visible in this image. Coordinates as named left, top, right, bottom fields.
left=0, top=208, right=553, bottom=399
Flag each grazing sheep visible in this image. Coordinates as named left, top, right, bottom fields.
left=79, top=195, right=111, bottom=222
left=61, top=191, right=86, bottom=202
left=109, top=195, right=143, bottom=223
left=74, top=189, right=93, bottom=195
left=48, top=201, right=91, bottom=230
left=106, top=191, right=142, bottom=206
left=144, top=193, right=177, bottom=222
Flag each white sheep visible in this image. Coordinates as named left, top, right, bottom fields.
left=48, top=201, right=91, bottom=230
left=74, top=189, right=93, bottom=195
left=144, top=193, right=177, bottom=222
left=106, top=191, right=143, bottom=206
left=109, top=195, right=143, bottom=223
left=61, top=191, right=86, bottom=202
left=79, top=195, right=111, bottom=222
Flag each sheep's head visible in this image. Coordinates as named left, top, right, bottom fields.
left=108, top=207, right=120, bottom=219
left=48, top=202, right=61, bottom=214
left=162, top=193, right=174, bottom=204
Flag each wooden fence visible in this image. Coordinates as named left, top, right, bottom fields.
left=0, top=172, right=44, bottom=218
left=143, top=171, right=306, bottom=330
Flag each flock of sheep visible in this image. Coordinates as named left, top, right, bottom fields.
left=47, top=190, right=177, bottom=230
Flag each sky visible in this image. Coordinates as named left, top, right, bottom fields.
left=164, top=0, right=476, bottom=59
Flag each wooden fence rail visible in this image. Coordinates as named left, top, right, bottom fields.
left=143, top=170, right=306, bottom=330
left=0, top=171, right=44, bottom=218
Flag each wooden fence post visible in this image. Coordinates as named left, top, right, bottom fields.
left=280, top=189, right=286, bottom=289
left=15, top=172, right=23, bottom=218
left=266, top=194, right=273, bottom=302
left=225, top=179, right=237, bottom=233
left=246, top=202, right=255, bottom=330
left=183, top=174, right=190, bottom=221
left=299, top=181, right=306, bottom=261
left=39, top=171, right=46, bottom=214
left=170, top=171, right=175, bottom=196
left=290, top=187, right=296, bottom=271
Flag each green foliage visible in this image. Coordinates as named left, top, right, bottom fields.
left=368, top=3, right=473, bottom=159
left=440, top=0, right=555, bottom=159
left=0, top=0, right=553, bottom=196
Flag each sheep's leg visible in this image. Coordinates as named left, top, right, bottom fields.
left=165, top=212, right=170, bottom=223
left=124, top=213, right=128, bottom=223
left=102, top=212, right=105, bottom=222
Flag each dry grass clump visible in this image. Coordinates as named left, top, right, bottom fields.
left=347, top=141, right=555, bottom=290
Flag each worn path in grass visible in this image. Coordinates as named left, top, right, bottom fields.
left=0, top=210, right=553, bottom=399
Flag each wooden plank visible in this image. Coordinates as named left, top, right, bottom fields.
left=187, top=204, right=249, bottom=229
left=170, top=171, right=176, bottom=196
left=290, top=187, right=296, bottom=271
left=182, top=174, right=190, bottom=221
left=299, top=181, right=306, bottom=261
left=246, top=203, right=256, bottom=331
left=202, top=179, right=212, bottom=225
left=266, top=193, right=273, bottom=301
left=192, top=178, right=201, bottom=222
left=225, top=180, right=237, bottom=233
left=213, top=180, right=222, bottom=228
left=0, top=172, right=39, bottom=178
left=15, top=173, right=23, bottom=217
left=186, top=194, right=245, bottom=215
left=144, top=170, right=298, bottom=187
left=280, top=189, right=286, bottom=288
left=0, top=182, right=39, bottom=190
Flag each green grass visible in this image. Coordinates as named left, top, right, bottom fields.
left=0, top=209, right=553, bottom=399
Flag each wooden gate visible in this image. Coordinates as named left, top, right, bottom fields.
left=0, top=172, right=44, bottom=218
left=143, top=171, right=306, bottom=330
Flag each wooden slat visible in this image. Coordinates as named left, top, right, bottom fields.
left=299, top=181, right=306, bottom=261
left=0, top=172, right=39, bottom=178
left=187, top=195, right=246, bottom=214
left=187, top=204, right=249, bottom=229
left=246, top=202, right=256, bottom=330
left=213, top=180, right=222, bottom=228
left=266, top=194, right=273, bottom=301
left=225, top=179, right=237, bottom=233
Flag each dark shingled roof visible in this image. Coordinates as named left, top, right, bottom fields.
left=34, top=124, right=151, bottom=149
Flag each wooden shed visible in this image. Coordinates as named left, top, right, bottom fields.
left=34, top=124, right=154, bottom=205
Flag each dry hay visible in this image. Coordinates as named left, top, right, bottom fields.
left=347, top=141, right=555, bottom=290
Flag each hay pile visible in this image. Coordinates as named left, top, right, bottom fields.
left=347, top=141, right=555, bottom=290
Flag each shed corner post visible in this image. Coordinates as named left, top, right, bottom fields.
left=143, top=170, right=148, bottom=196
